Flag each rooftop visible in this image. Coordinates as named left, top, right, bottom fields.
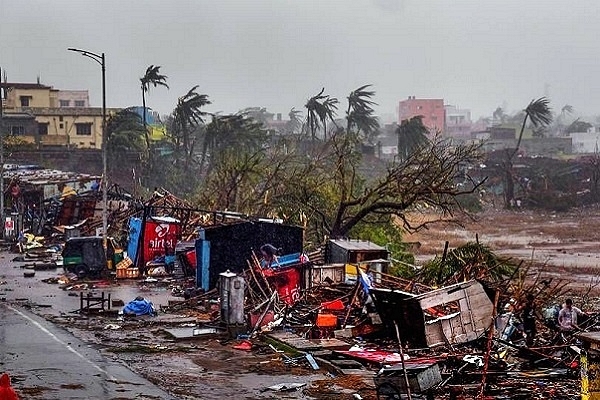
left=0, top=82, right=53, bottom=90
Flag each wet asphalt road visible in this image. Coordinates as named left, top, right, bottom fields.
left=0, top=250, right=181, bottom=400
left=0, top=303, right=178, bottom=399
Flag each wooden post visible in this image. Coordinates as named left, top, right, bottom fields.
left=252, top=251, right=273, bottom=297
left=394, top=320, right=412, bottom=400
left=247, top=259, right=268, bottom=300
left=342, top=279, right=361, bottom=328
left=437, top=241, right=449, bottom=285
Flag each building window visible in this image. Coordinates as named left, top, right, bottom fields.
left=59, top=100, right=70, bottom=107
left=59, top=116, right=63, bottom=121
left=76, top=123, right=92, bottom=135
left=59, top=123, right=64, bottom=129
left=19, top=96, right=31, bottom=107
left=74, top=100, right=85, bottom=107
left=38, top=123, right=49, bottom=135
left=10, top=126, right=25, bottom=135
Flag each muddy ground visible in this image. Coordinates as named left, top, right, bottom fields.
left=3, top=206, right=600, bottom=399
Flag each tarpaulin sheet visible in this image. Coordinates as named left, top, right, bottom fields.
left=123, top=298, right=155, bottom=316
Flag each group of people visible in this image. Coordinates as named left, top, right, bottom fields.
left=505, top=295, right=588, bottom=347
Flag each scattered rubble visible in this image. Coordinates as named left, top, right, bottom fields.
left=3, top=182, right=598, bottom=399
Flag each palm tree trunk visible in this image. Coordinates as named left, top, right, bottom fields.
left=142, top=90, right=151, bottom=150
left=504, top=161, right=515, bottom=208
left=510, top=115, right=529, bottom=161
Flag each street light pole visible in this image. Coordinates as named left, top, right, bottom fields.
left=68, top=48, right=107, bottom=250
left=0, top=66, right=4, bottom=238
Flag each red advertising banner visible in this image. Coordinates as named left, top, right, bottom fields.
left=143, top=218, right=180, bottom=265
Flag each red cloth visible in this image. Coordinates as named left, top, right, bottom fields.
left=321, top=299, right=345, bottom=311
left=0, top=373, right=18, bottom=400
left=233, top=340, right=253, bottom=351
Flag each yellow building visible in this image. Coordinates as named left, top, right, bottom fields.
left=0, top=82, right=118, bottom=149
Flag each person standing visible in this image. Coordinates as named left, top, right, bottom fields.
left=164, top=244, right=176, bottom=274
left=558, top=298, right=586, bottom=332
left=520, top=294, right=537, bottom=346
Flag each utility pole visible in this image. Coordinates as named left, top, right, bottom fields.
left=68, top=48, right=107, bottom=251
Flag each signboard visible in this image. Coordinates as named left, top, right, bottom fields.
left=142, top=218, right=181, bottom=265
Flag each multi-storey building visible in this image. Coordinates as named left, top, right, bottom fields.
left=444, top=104, right=472, bottom=139
left=0, top=82, right=116, bottom=149
left=398, top=96, right=445, bottom=133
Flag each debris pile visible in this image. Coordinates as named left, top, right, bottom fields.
left=3, top=169, right=597, bottom=399
left=152, top=244, right=593, bottom=399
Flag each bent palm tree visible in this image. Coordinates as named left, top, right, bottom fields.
left=510, top=97, right=552, bottom=160
left=396, top=116, right=429, bottom=161
left=172, top=86, right=211, bottom=171
left=105, top=108, right=146, bottom=191
left=201, top=113, right=268, bottom=177
left=286, top=107, right=303, bottom=135
left=140, top=65, right=169, bottom=148
left=346, top=84, right=380, bottom=142
left=305, top=88, right=338, bottom=140
left=556, top=104, right=574, bottom=135
left=505, top=97, right=552, bottom=206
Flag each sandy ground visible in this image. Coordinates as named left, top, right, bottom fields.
left=404, top=204, right=600, bottom=294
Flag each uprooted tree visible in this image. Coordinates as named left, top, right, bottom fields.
left=275, top=130, right=486, bottom=242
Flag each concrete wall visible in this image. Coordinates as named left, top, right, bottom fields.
left=57, top=90, right=89, bottom=108
left=2, top=86, right=53, bottom=108
left=35, top=114, right=103, bottom=148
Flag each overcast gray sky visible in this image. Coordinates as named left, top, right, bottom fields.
left=1, top=0, right=598, bottom=123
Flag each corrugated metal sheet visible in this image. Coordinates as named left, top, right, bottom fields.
left=329, top=239, right=386, bottom=251
left=4, top=164, right=100, bottom=189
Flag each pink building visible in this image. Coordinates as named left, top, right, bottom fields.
left=398, top=96, right=445, bottom=133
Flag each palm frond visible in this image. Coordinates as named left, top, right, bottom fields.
left=305, top=88, right=339, bottom=138
left=525, top=97, right=552, bottom=127
left=347, top=84, right=379, bottom=137
left=561, top=104, right=574, bottom=115
left=140, top=65, right=169, bottom=91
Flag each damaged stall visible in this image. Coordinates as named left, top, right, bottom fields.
left=371, top=280, right=495, bottom=348
left=259, top=252, right=310, bottom=305
left=194, top=220, right=304, bottom=291
left=1, top=164, right=101, bottom=236
left=128, top=215, right=181, bottom=275
left=326, top=239, right=389, bottom=283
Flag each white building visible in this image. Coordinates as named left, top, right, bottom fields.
left=445, top=105, right=472, bottom=139
left=570, top=129, right=600, bottom=154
